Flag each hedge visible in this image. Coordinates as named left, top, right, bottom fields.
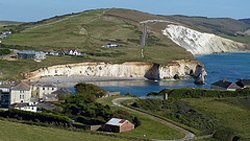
left=0, top=109, right=72, bottom=127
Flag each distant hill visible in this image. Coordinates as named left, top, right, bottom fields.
left=0, top=21, right=22, bottom=27
left=239, top=18, right=250, bottom=25
left=163, top=15, right=250, bottom=36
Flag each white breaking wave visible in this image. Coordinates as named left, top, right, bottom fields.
left=162, top=24, right=246, bottom=55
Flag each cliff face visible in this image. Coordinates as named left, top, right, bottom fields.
left=26, top=60, right=202, bottom=80
left=163, top=24, right=247, bottom=55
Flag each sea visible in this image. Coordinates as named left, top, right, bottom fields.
left=37, top=53, right=250, bottom=96
left=90, top=53, right=250, bottom=96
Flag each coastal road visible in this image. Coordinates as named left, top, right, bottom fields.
left=112, top=97, right=196, bottom=141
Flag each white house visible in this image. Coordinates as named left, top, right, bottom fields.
left=10, top=82, right=32, bottom=104
left=68, top=50, right=82, bottom=56
left=32, top=84, right=58, bottom=99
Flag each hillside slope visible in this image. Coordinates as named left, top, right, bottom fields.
left=2, top=9, right=193, bottom=64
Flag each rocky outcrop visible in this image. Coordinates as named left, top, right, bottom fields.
left=163, top=24, right=248, bottom=55
left=25, top=60, right=204, bottom=81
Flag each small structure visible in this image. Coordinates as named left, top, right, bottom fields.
left=51, top=88, right=71, bottom=100
left=17, top=50, right=46, bottom=62
left=103, top=118, right=135, bottom=133
left=13, top=101, right=38, bottom=112
left=107, top=91, right=120, bottom=97
left=0, top=31, right=12, bottom=39
left=236, top=79, right=250, bottom=88
left=211, top=80, right=241, bottom=91
left=102, top=43, right=121, bottom=48
left=0, top=91, right=10, bottom=108
left=67, top=50, right=82, bottom=56
left=10, top=82, right=32, bottom=104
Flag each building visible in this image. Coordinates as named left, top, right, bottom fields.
left=0, top=90, right=10, bottom=108
left=211, top=80, right=241, bottom=91
left=10, top=82, right=32, bottom=104
left=236, top=79, right=250, bottom=88
left=67, top=50, right=82, bottom=56
left=102, top=43, right=121, bottom=48
left=32, top=84, right=58, bottom=99
left=103, top=118, right=135, bottom=133
left=13, top=102, right=37, bottom=112
left=17, top=50, right=46, bottom=62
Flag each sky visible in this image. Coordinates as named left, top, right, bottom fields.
left=0, top=0, right=249, bottom=22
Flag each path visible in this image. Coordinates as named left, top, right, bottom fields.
left=112, top=97, right=213, bottom=141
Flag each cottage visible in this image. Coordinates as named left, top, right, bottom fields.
left=13, top=101, right=37, bottom=112
left=236, top=79, right=250, bottom=88
left=103, top=118, right=135, bottom=133
left=67, top=50, right=82, bottom=56
left=10, top=82, right=32, bottom=104
left=211, top=80, right=241, bottom=91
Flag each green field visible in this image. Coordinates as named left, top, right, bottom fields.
left=183, top=97, right=250, bottom=139
left=0, top=120, right=130, bottom=141
left=97, top=96, right=184, bottom=140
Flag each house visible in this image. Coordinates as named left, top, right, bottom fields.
left=51, top=88, right=71, bottom=100
left=43, top=94, right=58, bottom=102
left=236, top=79, right=250, bottom=88
left=17, top=50, right=46, bottom=62
left=67, top=50, right=82, bottom=56
left=211, top=80, right=241, bottom=91
left=10, top=82, right=32, bottom=104
left=103, top=118, right=135, bottom=133
left=13, top=103, right=37, bottom=112
left=102, top=43, right=121, bottom=48
left=32, top=84, right=58, bottom=99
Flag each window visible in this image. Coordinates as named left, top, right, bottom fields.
left=20, top=95, right=22, bottom=99
left=47, top=87, right=49, bottom=90
left=43, top=87, right=45, bottom=90
left=52, top=88, right=54, bottom=90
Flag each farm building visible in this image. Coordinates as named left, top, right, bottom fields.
left=103, top=118, right=135, bottom=133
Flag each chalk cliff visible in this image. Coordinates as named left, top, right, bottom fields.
left=163, top=24, right=247, bottom=55
left=25, top=60, right=203, bottom=80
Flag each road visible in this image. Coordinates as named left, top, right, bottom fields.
left=112, top=97, right=200, bottom=141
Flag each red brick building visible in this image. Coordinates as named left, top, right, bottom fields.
left=103, top=118, right=135, bottom=133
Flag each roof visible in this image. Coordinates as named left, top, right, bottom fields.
left=236, top=79, right=250, bottom=87
left=11, top=82, right=30, bottom=91
left=51, top=88, right=71, bottom=95
left=105, top=118, right=131, bottom=127
left=212, top=80, right=240, bottom=89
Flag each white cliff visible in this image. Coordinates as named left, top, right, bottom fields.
left=163, top=24, right=247, bottom=55
left=25, top=61, right=202, bottom=80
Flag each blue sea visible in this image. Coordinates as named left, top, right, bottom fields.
left=90, top=53, right=250, bottom=96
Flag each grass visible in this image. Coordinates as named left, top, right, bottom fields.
left=97, top=96, right=185, bottom=140
left=0, top=119, right=130, bottom=141
left=183, top=97, right=250, bottom=138
left=2, top=9, right=193, bottom=64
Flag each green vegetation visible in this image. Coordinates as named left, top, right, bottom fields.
left=0, top=49, right=11, bottom=56
left=0, top=120, right=130, bottom=141
left=154, top=88, right=250, bottom=99
left=131, top=99, right=215, bottom=135
left=97, top=96, right=185, bottom=140
left=183, top=97, right=250, bottom=139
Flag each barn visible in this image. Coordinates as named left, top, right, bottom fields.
left=103, top=118, right=135, bottom=133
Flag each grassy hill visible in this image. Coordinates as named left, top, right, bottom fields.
left=1, top=9, right=193, bottom=64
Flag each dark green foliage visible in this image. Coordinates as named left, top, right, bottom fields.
left=75, top=83, right=107, bottom=99
left=213, top=129, right=236, bottom=141
left=156, top=88, right=250, bottom=99
left=0, top=109, right=71, bottom=127
left=0, top=49, right=11, bottom=56
left=132, top=99, right=215, bottom=134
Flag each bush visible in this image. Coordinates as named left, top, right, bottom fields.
left=0, top=49, right=11, bottom=56
left=213, top=128, right=237, bottom=141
